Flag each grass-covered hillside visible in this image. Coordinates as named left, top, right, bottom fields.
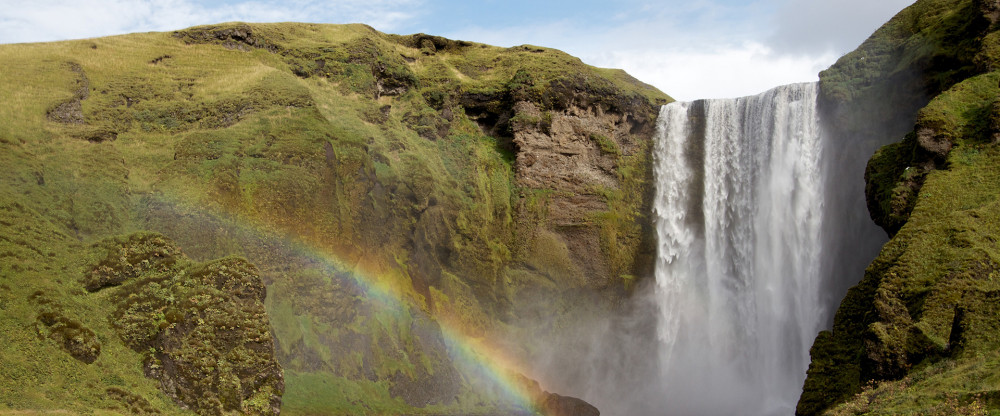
left=799, top=0, right=1000, bottom=414
left=0, top=23, right=668, bottom=415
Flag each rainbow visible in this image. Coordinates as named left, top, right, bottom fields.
left=144, top=192, right=542, bottom=413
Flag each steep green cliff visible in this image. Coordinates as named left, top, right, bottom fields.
left=0, top=23, right=668, bottom=414
left=799, top=0, right=1000, bottom=414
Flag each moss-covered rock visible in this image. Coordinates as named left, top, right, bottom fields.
left=106, top=386, right=163, bottom=415
left=864, top=134, right=924, bottom=236
left=29, top=291, right=102, bottom=364
left=83, top=232, right=182, bottom=291
left=93, top=233, right=283, bottom=415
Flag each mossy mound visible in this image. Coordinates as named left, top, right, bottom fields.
left=84, top=232, right=182, bottom=291
left=30, top=290, right=102, bottom=364
left=94, top=233, right=283, bottom=415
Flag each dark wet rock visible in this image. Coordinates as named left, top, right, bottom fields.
left=540, top=393, right=601, bottom=416
left=47, top=62, right=89, bottom=124
left=512, top=372, right=600, bottom=416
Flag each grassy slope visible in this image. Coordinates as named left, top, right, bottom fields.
left=822, top=74, right=1000, bottom=416
left=0, top=23, right=668, bottom=415
left=800, top=0, right=1000, bottom=414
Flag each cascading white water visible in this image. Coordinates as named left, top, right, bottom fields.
left=653, top=83, right=826, bottom=415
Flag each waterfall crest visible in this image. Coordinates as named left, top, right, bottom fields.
left=653, top=83, right=826, bottom=415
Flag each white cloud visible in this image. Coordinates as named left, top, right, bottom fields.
left=585, top=44, right=837, bottom=101
left=441, top=8, right=823, bottom=101
left=0, top=0, right=915, bottom=101
left=0, top=0, right=421, bottom=44
left=767, top=0, right=915, bottom=55
left=442, top=0, right=912, bottom=101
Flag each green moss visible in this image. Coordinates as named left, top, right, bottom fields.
left=807, top=124, right=1000, bottom=415
left=589, top=133, right=621, bottom=156
left=83, top=232, right=182, bottom=291
left=865, top=134, right=922, bottom=235
left=807, top=18, right=1000, bottom=411
left=826, top=352, right=1000, bottom=416
left=591, top=135, right=653, bottom=287
left=807, top=3, right=1000, bottom=412
left=0, top=206, right=188, bottom=414
left=818, top=0, right=995, bottom=141
left=281, top=371, right=408, bottom=414
left=821, top=0, right=985, bottom=102
left=524, top=230, right=579, bottom=284
left=30, top=290, right=103, bottom=364
left=95, top=234, right=282, bottom=415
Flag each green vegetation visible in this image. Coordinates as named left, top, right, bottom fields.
left=589, top=133, right=621, bottom=156
left=590, top=135, right=654, bottom=287
left=800, top=1, right=1000, bottom=414
left=827, top=353, right=1000, bottom=416
left=0, top=22, right=668, bottom=414
left=820, top=0, right=984, bottom=104
left=98, top=233, right=283, bottom=415
left=864, top=134, right=924, bottom=235
left=0, top=204, right=191, bottom=414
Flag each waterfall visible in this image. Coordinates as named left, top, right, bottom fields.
left=653, top=83, right=830, bottom=415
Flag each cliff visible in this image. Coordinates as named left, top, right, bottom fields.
left=0, top=23, right=668, bottom=414
left=799, top=0, right=1000, bottom=414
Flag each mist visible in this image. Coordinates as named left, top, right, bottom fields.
left=515, top=81, right=899, bottom=415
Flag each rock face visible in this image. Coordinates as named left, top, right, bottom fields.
left=798, top=0, right=1000, bottom=414
left=513, top=372, right=601, bottom=416
left=505, top=88, right=658, bottom=289
left=539, top=393, right=601, bottom=416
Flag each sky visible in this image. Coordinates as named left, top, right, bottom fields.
left=0, top=0, right=915, bottom=101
